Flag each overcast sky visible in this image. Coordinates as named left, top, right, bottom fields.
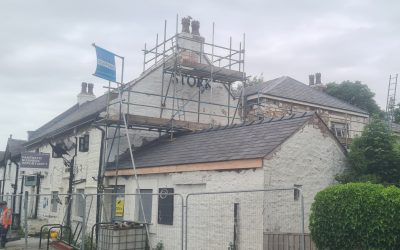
left=0, top=0, right=399, bottom=149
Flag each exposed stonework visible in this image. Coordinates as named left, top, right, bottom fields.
left=246, top=97, right=368, bottom=146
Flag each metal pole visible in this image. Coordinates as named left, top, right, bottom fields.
left=300, top=190, right=305, bottom=250
left=159, top=20, right=167, bottom=119
left=119, top=91, right=152, bottom=249
left=33, top=173, right=40, bottom=218
left=24, top=192, right=28, bottom=248
left=229, top=37, right=232, bottom=70
left=114, top=56, right=124, bottom=191
left=242, top=33, right=246, bottom=76
left=143, top=43, right=147, bottom=72
left=155, top=34, right=159, bottom=64
left=228, top=84, right=231, bottom=124
left=80, top=194, right=87, bottom=250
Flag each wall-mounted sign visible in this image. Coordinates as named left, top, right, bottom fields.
left=115, top=197, right=125, bottom=217
left=172, top=74, right=212, bottom=91
left=21, top=152, right=50, bottom=169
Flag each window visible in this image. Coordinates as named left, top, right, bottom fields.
left=52, top=143, right=63, bottom=158
left=51, top=191, right=59, bottom=213
left=331, top=122, right=348, bottom=138
left=294, top=184, right=302, bottom=201
left=158, top=188, right=174, bottom=225
left=136, top=189, right=153, bottom=223
left=75, top=189, right=85, bottom=218
left=79, top=134, right=90, bottom=152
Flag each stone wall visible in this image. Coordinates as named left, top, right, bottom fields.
left=247, top=97, right=368, bottom=140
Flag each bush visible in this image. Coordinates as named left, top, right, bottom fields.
left=309, top=183, right=400, bottom=250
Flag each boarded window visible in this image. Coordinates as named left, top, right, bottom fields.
left=51, top=191, right=59, bottom=213
left=79, top=134, right=90, bottom=152
left=158, top=188, right=174, bottom=225
left=136, top=189, right=153, bottom=223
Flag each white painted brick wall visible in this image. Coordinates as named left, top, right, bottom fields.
left=263, top=120, right=346, bottom=234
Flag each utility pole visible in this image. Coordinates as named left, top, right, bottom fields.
left=66, top=137, right=77, bottom=229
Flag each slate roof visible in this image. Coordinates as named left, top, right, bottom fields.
left=0, top=151, right=5, bottom=166
left=5, top=138, right=26, bottom=160
left=108, top=112, right=318, bottom=170
left=27, top=94, right=108, bottom=146
left=245, top=76, right=368, bottom=115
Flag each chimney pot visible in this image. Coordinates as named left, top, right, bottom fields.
left=191, top=20, right=200, bottom=36
left=309, top=74, right=315, bottom=85
left=81, top=82, right=88, bottom=94
left=315, top=73, right=322, bottom=85
left=88, top=83, right=94, bottom=95
left=181, top=17, right=191, bottom=33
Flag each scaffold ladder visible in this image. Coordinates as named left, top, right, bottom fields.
left=386, top=74, right=398, bottom=124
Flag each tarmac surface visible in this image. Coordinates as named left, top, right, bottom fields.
left=2, top=237, right=41, bottom=250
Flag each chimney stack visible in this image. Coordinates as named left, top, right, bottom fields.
left=181, top=17, right=191, bottom=33
left=81, top=82, right=87, bottom=94
left=309, top=74, right=315, bottom=85
left=191, top=20, right=200, bottom=36
left=88, top=83, right=94, bottom=95
left=77, top=82, right=96, bottom=105
left=315, top=72, right=322, bottom=85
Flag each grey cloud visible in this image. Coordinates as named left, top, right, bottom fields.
left=0, top=0, right=399, bottom=148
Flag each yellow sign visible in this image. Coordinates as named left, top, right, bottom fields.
left=115, top=197, right=125, bottom=217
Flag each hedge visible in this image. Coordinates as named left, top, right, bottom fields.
left=309, top=183, right=400, bottom=250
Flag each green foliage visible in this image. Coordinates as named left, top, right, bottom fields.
left=325, top=81, right=382, bottom=115
left=394, top=104, right=400, bottom=124
left=337, top=116, right=400, bottom=186
left=232, top=73, right=264, bottom=97
left=310, top=183, right=400, bottom=250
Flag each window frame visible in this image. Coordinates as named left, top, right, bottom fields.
left=78, top=134, right=90, bottom=152
left=157, top=188, right=174, bottom=225
left=51, top=191, right=59, bottom=213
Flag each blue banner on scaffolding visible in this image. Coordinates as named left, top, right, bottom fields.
left=93, top=45, right=116, bottom=82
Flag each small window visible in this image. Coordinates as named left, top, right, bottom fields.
left=52, top=143, right=64, bottom=158
left=75, top=189, right=85, bottom=218
left=136, top=189, right=153, bottom=223
left=79, top=134, right=90, bottom=152
left=331, top=122, right=348, bottom=138
left=158, top=188, right=174, bottom=225
left=51, top=191, right=60, bottom=213
left=294, top=184, right=302, bottom=201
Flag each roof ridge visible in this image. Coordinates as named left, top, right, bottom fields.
left=193, top=111, right=315, bottom=134
left=248, top=76, right=368, bottom=114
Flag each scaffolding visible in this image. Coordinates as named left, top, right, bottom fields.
left=99, top=17, right=246, bottom=134
left=386, top=74, right=398, bottom=125
left=92, top=16, right=247, bottom=249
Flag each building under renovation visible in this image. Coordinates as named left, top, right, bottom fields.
left=0, top=16, right=368, bottom=249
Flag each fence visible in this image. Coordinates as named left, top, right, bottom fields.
left=185, top=188, right=305, bottom=250
left=0, top=187, right=306, bottom=250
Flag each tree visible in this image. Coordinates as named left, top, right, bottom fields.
left=231, top=73, right=264, bottom=97
left=394, top=104, right=400, bottom=123
left=310, top=183, right=400, bottom=250
left=325, top=81, right=382, bottom=115
left=337, top=116, right=400, bottom=185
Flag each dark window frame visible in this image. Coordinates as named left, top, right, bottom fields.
left=79, top=134, right=90, bottom=152
left=52, top=143, right=64, bottom=158
left=158, top=188, right=174, bottom=225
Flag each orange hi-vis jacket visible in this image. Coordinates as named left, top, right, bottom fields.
left=1, top=207, right=12, bottom=227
